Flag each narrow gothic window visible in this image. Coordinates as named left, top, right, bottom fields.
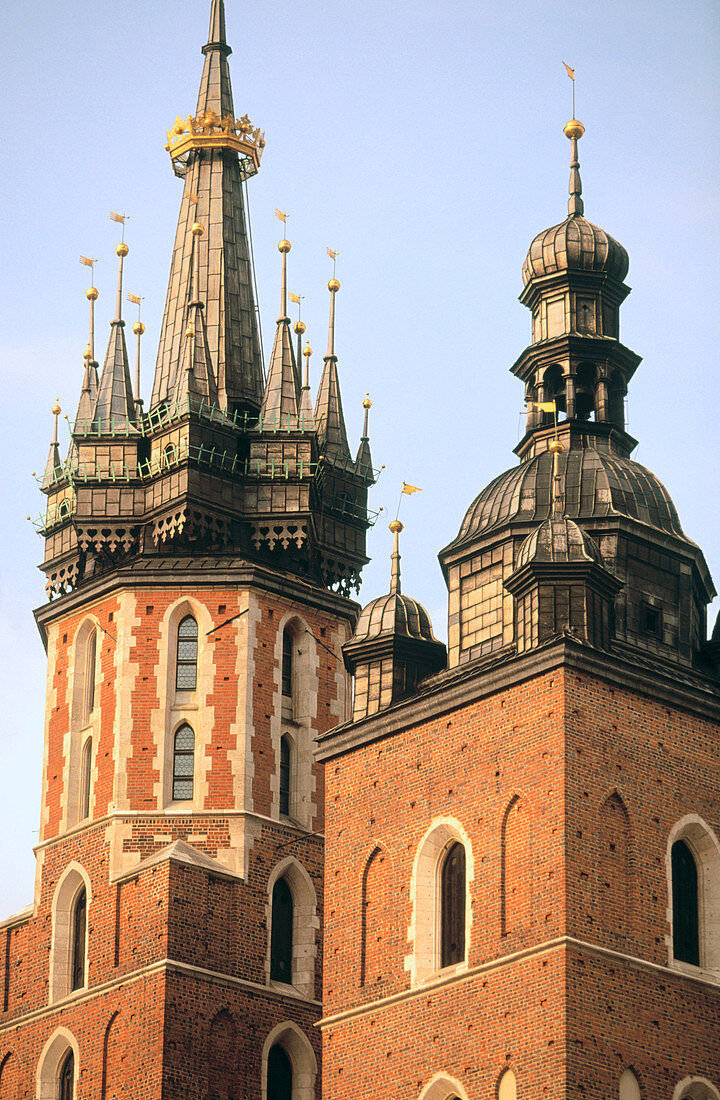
left=83, top=628, right=97, bottom=724
left=173, top=724, right=195, bottom=801
left=70, top=888, right=87, bottom=991
left=79, top=738, right=92, bottom=820
left=281, top=628, right=293, bottom=699
left=279, top=736, right=292, bottom=816
left=59, top=1050, right=74, bottom=1100
left=440, top=841, right=466, bottom=968
left=672, top=839, right=700, bottom=965
left=267, top=1044, right=292, bottom=1100
left=270, top=878, right=294, bottom=983
left=176, top=615, right=198, bottom=691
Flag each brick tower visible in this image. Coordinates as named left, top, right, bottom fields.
left=318, top=120, right=720, bottom=1098
left=0, top=3, right=374, bottom=1097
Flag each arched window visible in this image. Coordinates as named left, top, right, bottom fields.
left=619, top=1068, right=641, bottom=1099
left=176, top=615, right=198, bottom=691
left=270, top=878, right=294, bottom=984
left=498, top=1068, right=517, bottom=1100
left=59, top=1050, right=74, bottom=1100
left=80, top=627, right=97, bottom=726
left=172, top=724, right=195, bottom=801
left=267, top=1044, right=292, bottom=1100
left=673, top=1078, right=720, bottom=1100
left=279, top=736, right=292, bottom=816
left=79, top=738, right=92, bottom=821
left=440, top=841, right=466, bottom=968
left=281, top=627, right=293, bottom=701
left=672, top=839, right=699, bottom=965
left=70, top=888, right=87, bottom=992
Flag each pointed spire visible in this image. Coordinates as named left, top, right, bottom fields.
left=293, top=319, right=306, bottom=397
left=260, top=239, right=300, bottom=427
left=315, top=278, right=351, bottom=466
left=42, top=400, right=64, bottom=489
left=389, top=519, right=403, bottom=596
left=93, top=235, right=136, bottom=431
left=563, top=118, right=585, bottom=217
left=171, top=221, right=218, bottom=404
left=355, top=393, right=374, bottom=481
left=299, top=339, right=315, bottom=429
left=74, top=346, right=99, bottom=433
left=128, top=293, right=145, bottom=414
left=151, top=1, right=264, bottom=414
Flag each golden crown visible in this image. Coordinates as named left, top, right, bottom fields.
left=165, top=110, right=265, bottom=179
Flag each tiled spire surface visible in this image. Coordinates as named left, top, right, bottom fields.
left=315, top=281, right=351, bottom=466
left=260, top=242, right=300, bottom=427
left=93, top=322, right=136, bottom=431
left=74, top=350, right=99, bottom=431
left=150, top=0, right=263, bottom=414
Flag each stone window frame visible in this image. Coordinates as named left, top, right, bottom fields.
left=672, top=1078, right=720, bottom=1100
left=49, top=863, right=92, bottom=1004
left=279, top=732, right=293, bottom=818
left=78, top=735, right=93, bottom=821
left=272, top=613, right=318, bottom=828
left=406, top=817, right=474, bottom=986
left=260, top=1020, right=317, bottom=1100
left=265, top=856, right=318, bottom=1000
left=36, top=1028, right=79, bottom=1100
left=665, top=815, right=720, bottom=978
left=418, top=1072, right=470, bottom=1099
left=66, top=617, right=101, bottom=828
left=171, top=721, right=196, bottom=803
left=619, top=1068, right=642, bottom=1099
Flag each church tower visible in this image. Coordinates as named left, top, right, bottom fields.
left=0, top=3, right=373, bottom=1097
left=318, top=120, right=720, bottom=1098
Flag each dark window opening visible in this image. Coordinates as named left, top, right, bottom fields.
left=85, top=629, right=97, bottom=720
left=270, top=878, right=294, bottom=983
left=279, top=736, right=291, bottom=816
left=281, top=629, right=293, bottom=699
left=267, top=1044, right=292, bottom=1100
left=440, top=841, right=466, bottom=968
left=79, top=739, right=92, bottom=820
left=672, top=839, right=700, bottom=966
left=641, top=602, right=662, bottom=639
left=59, top=1050, right=74, bottom=1100
left=70, top=888, right=86, bottom=991
left=176, top=615, right=198, bottom=691
left=173, top=724, right=195, bottom=801
left=137, top=436, right=151, bottom=470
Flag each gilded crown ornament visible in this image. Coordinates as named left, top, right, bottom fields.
left=165, top=111, right=265, bottom=180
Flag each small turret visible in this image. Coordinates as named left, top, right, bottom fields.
left=260, top=238, right=300, bottom=428
left=315, top=278, right=351, bottom=467
left=92, top=238, right=136, bottom=432
left=355, top=393, right=374, bottom=482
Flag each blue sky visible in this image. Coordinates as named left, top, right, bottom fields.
left=0, top=0, right=718, bottom=914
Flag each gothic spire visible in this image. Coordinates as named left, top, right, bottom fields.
left=42, top=400, right=64, bottom=489
left=260, top=238, right=300, bottom=428
left=355, top=393, right=374, bottom=481
left=173, top=222, right=218, bottom=403
left=299, top=339, right=315, bottom=430
left=314, top=278, right=351, bottom=466
left=564, top=118, right=585, bottom=217
left=151, top=0, right=265, bottom=415
left=93, top=243, right=136, bottom=432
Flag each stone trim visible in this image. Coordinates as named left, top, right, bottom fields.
left=260, top=1019, right=318, bottom=1100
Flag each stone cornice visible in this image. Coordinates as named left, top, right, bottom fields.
left=316, top=637, right=720, bottom=761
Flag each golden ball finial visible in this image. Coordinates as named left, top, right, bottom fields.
left=278, top=239, right=291, bottom=254
left=185, top=325, right=195, bottom=340
left=84, top=344, right=92, bottom=361
left=549, top=438, right=565, bottom=454
left=389, top=519, right=404, bottom=535
left=191, top=221, right=205, bottom=237
left=303, top=341, right=312, bottom=358
left=133, top=321, right=146, bottom=336
left=563, top=118, right=585, bottom=140
left=52, top=399, right=62, bottom=416
left=363, top=393, right=372, bottom=410
left=328, top=278, right=340, bottom=292
left=86, top=286, right=99, bottom=301
left=294, top=320, right=306, bottom=335
left=116, top=242, right=129, bottom=258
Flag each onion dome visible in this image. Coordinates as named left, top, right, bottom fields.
left=521, top=118, right=628, bottom=286
left=516, top=514, right=602, bottom=570
left=450, top=447, right=687, bottom=551
left=353, top=589, right=438, bottom=645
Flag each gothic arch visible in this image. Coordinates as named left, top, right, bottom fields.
left=260, top=1021, right=317, bottom=1100
left=597, top=791, right=632, bottom=938
left=66, top=617, right=101, bottom=826
left=266, top=856, right=318, bottom=999
left=501, top=794, right=532, bottom=936
left=207, top=1008, right=237, bottom=1099
left=0, top=1051, right=21, bottom=1098
left=101, top=1010, right=122, bottom=1099
left=360, top=843, right=393, bottom=987
left=666, top=815, right=720, bottom=973
left=49, top=862, right=92, bottom=1003
left=619, top=1067, right=642, bottom=1099
left=272, top=611, right=318, bottom=827
left=36, top=1027, right=79, bottom=1100
left=418, top=1072, right=470, bottom=1099
left=407, top=817, right=474, bottom=985
left=672, top=1078, right=720, bottom=1100
left=497, top=1067, right=518, bottom=1099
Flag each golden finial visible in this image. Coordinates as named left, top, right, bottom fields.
left=52, top=398, right=62, bottom=417
left=86, top=287, right=99, bottom=301
left=363, top=393, right=372, bottom=410
left=186, top=324, right=195, bottom=339
left=549, top=438, right=564, bottom=454
left=389, top=519, right=403, bottom=534
left=389, top=519, right=403, bottom=595
left=84, top=343, right=92, bottom=362
left=294, top=320, right=306, bottom=336
left=563, top=119, right=585, bottom=140
left=303, top=341, right=312, bottom=359
left=133, top=321, right=145, bottom=336
left=191, top=221, right=205, bottom=237
left=116, top=242, right=129, bottom=257
left=278, top=239, right=291, bottom=254
left=328, top=278, right=340, bottom=292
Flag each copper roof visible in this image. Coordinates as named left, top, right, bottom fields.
left=522, top=214, right=629, bottom=286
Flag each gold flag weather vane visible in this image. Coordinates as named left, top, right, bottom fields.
left=562, top=61, right=576, bottom=117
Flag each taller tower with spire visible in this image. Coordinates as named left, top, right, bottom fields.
left=0, top=3, right=374, bottom=1096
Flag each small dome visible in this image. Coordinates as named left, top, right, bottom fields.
left=448, top=447, right=687, bottom=552
left=352, top=592, right=438, bottom=645
left=522, top=215, right=629, bottom=286
left=516, top=515, right=603, bottom=570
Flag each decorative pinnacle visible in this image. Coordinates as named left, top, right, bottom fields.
left=51, top=399, right=62, bottom=444
left=326, top=278, right=340, bottom=358
left=128, top=292, right=145, bottom=409
left=549, top=438, right=565, bottom=517
left=564, top=118, right=585, bottom=217
left=86, top=287, right=98, bottom=301
left=278, top=239, right=291, bottom=319
left=294, top=320, right=306, bottom=336
left=113, top=241, right=129, bottom=322
left=362, top=393, right=372, bottom=438
left=81, top=255, right=99, bottom=360
left=389, top=519, right=403, bottom=596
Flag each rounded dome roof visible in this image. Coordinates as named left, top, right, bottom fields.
left=448, top=447, right=687, bottom=552
left=522, top=214, right=629, bottom=286
left=352, top=591, right=437, bottom=645
left=516, top=515, right=603, bottom=569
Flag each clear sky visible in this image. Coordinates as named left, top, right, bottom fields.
left=0, top=0, right=718, bottom=915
